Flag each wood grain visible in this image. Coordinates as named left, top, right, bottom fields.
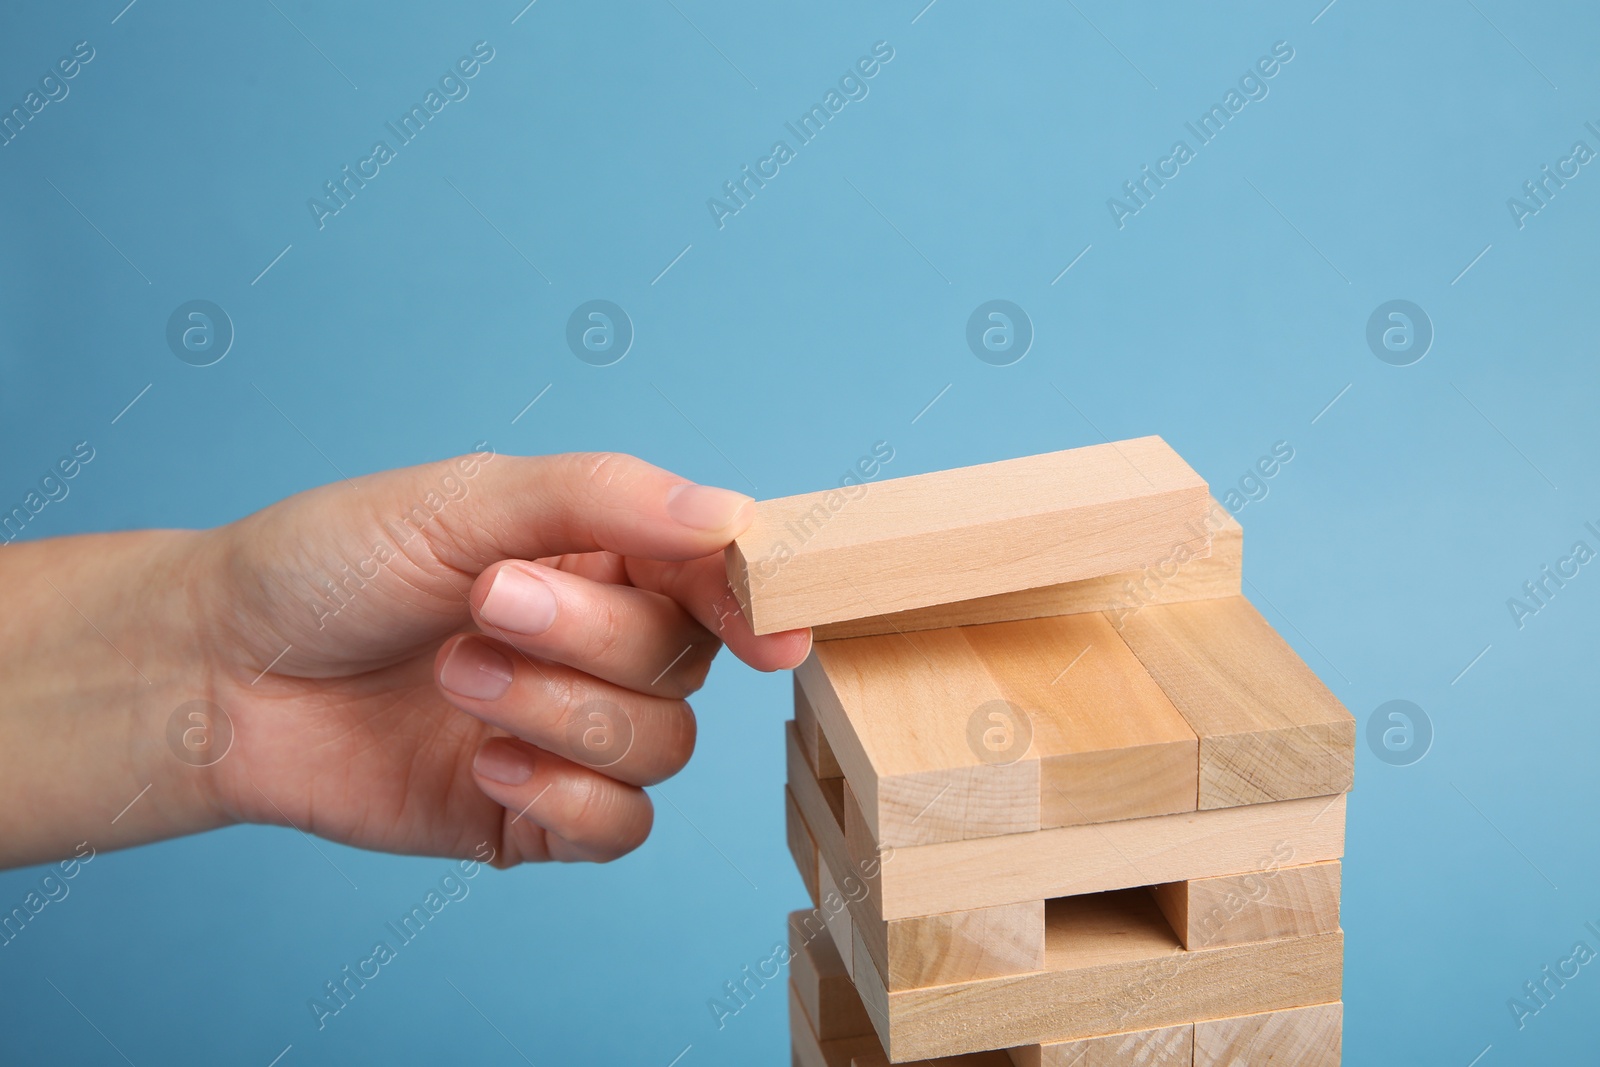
left=817, top=500, right=1241, bottom=641
left=796, top=675, right=844, bottom=780
left=797, top=609, right=1203, bottom=847
left=851, top=1048, right=1017, bottom=1067
left=1114, top=596, right=1355, bottom=809
left=1007, top=1022, right=1193, bottom=1066
left=792, top=983, right=882, bottom=1067
left=855, top=887, right=1343, bottom=1061
left=788, top=714, right=1345, bottom=922
left=1192, top=1002, right=1343, bottom=1066
left=872, top=793, right=1346, bottom=921
left=728, top=437, right=1212, bottom=634
left=789, top=912, right=1013, bottom=1067
left=962, top=612, right=1198, bottom=828
left=789, top=909, right=874, bottom=1041
left=784, top=724, right=854, bottom=903
left=1151, top=861, right=1341, bottom=950
left=798, top=629, right=1041, bottom=848
left=787, top=786, right=821, bottom=903
left=818, top=862, right=856, bottom=978
left=825, top=849, right=1046, bottom=990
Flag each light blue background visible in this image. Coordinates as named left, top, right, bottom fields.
left=2, top=1, right=1596, bottom=1063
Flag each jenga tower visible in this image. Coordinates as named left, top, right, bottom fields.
left=725, top=438, right=1353, bottom=1066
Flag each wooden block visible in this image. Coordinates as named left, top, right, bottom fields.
left=792, top=983, right=881, bottom=1067
left=1115, top=597, right=1355, bottom=808
left=1193, top=1002, right=1343, bottom=1066
left=797, top=675, right=844, bottom=780
left=961, top=613, right=1198, bottom=828
left=789, top=909, right=874, bottom=1040
left=788, top=715, right=1344, bottom=922
left=799, top=750, right=1043, bottom=995
left=818, top=862, right=855, bottom=978
left=881, top=897, right=1046, bottom=992
left=855, top=887, right=1343, bottom=1061
left=787, top=786, right=822, bottom=904
left=728, top=437, right=1212, bottom=634
left=789, top=915, right=1013, bottom=1067
left=822, top=839, right=1045, bottom=990
left=872, top=792, right=1344, bottom=922
left=852, top=1049, right=1016, bottom=1067
left=818, top=500, right=1241, bottom=641
left=798, top=629, right=1041, bottom=848
left=785, top=722, right=851, bottom=882
left=1007, top=1022, right=1193, bottom=1066
left=1151, top=861, right=1341, bottom=950
left=798, top=610, right=1203, bottom=847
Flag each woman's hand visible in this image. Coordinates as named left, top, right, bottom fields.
left=0, top=449, right=809, bottom=869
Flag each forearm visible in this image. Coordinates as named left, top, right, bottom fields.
left=0, top=529, right=228, bottom=867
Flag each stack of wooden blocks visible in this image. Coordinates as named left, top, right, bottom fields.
left=724, top=437, right=1354, bottom=1066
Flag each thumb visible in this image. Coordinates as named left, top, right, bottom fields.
left=366, top=449, right=755, bottom=571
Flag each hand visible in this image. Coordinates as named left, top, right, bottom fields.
left=0, top=449, right=808, bottom=869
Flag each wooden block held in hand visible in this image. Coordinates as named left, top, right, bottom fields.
left=1114, top=596, right=1355, bottom=808
left=1193, top=1002, right=1343, bottom=1066
left=819, top=501, right=1241, bottom=642
left=1151, top=860, right=1341, bottom=950
left=728, top=437, right=1212, bottom=634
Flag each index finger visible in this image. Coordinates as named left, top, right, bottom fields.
left=625, top=555, right=811, bottom=673
left=359, top=451, right=757, bottom=573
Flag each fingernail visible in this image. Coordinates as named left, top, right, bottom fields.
left=474, top=739, right=535, bottom=786
left=786, top=629, right=814, bottom=670
left=480, top=566, right=559, bottom=635
left=667, top=483, right=753, bottom=531
left=440, top=640, right=514, bottom=701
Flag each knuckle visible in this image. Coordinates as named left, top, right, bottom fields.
left=570, top=451, right=640, bottom=494
left=555, top=775, right=652, bottom=862
left=580, top=595, right=627, bottom=665
left=560, top=775, right=613, bottom=848
left=536, top=670, right=586, bottom=733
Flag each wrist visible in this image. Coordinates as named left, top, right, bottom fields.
left=0, top=528, right=232, bottom=866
